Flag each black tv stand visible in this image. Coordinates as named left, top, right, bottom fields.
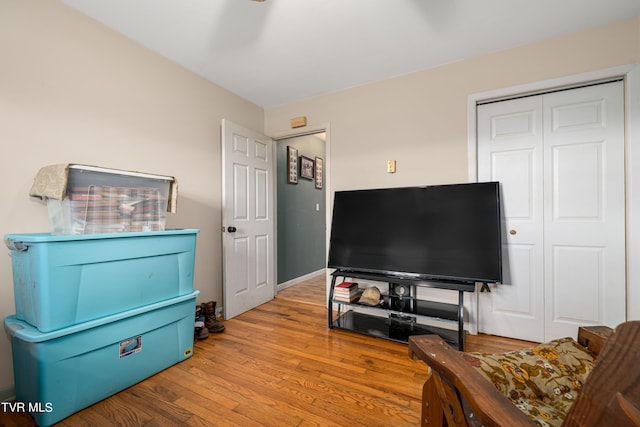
left=328, top=270, right=475, bottom=350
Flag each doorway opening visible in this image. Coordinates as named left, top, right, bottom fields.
left=275, top=131, right=327, bottom=291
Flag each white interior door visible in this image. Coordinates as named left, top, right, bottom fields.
left=477, top=81, right=626, bottom=342
left=477, top=96, right=546, bottom=342
left=222, top=119, right=275, bottom=319
left=542, top=82, right=625, bottom=340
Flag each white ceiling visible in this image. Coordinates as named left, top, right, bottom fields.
left=61, top=0, right=640, bottom=108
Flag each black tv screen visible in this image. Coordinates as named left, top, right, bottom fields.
left=327, top=182, right=502, bottom=284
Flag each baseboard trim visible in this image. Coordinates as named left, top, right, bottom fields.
left=277, top=269, right=325, bottom=291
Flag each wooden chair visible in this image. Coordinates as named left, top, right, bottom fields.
left=408, top=321, right=640, bottom=427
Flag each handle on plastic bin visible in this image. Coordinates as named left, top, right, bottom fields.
left=4, top=322, right=25, bottom=335
left=4, top=240, right=28, bottom=252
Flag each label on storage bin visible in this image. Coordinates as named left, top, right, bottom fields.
left=119, top=336, right=142, bottom=358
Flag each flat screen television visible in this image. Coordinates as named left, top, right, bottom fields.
left=327, top=182, right=502, bottom=284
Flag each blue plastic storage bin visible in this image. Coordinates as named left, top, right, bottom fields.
left=4, top=229, right=199, bottom=332
left=4, top=291, right=198, bottom=427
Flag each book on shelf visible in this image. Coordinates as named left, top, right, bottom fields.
left=334, top=282, right=358, bottom=295
left=334, top=292, right=361, bottom=303
left=334, top=297, right=360, bottom=303
left=335, top=281, right=358, bottom=290
left=334, top=281, right=360, bottom=303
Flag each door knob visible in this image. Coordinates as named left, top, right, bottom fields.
left=227, top=226, right=237, bottom=233
left=509, top=229, right=517, bottom=235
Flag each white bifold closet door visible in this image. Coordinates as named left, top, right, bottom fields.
left=477, top=81, right=625, bottom=342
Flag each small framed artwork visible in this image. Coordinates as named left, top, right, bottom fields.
left=315, top=157, right=323, bottom=189
left=300, top=155, right=314, bottom=180
left=287, top=146, right=298, bottom=184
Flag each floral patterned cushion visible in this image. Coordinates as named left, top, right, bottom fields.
left=463, top=338, right=596, bottom=427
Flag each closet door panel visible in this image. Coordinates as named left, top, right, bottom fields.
left=543, top=81, right=626, bottom=340
left=477, top=96, right=545, bottom=342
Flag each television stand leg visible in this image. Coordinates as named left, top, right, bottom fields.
left=457, top=291, right=464, bottom=351
left=328, top=275, right=338, bottom=329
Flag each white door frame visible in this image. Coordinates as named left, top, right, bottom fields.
left=268, top=122, right=332, bottom=299
left=466, top=64, right=640, bottom=334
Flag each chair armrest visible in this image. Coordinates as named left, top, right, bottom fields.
left=409, top=335, right=537, bottom=427
left=577, top=325, right=613, bottom=357
left=566, top=321, right=640, bottom=426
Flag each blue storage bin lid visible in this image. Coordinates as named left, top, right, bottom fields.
left=4, top=290, right=199, bottom=342
left=4, top=228, right=199, bottom=249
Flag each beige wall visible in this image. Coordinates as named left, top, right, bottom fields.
left=0, top=0, right=263, bottom=395
left=265, top=17, right=640, bottom=189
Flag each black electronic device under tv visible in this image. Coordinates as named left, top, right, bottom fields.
left=327, top=182, right=502, bottom=284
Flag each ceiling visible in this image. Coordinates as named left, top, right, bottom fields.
left=61, top=0, right=640, bottom=108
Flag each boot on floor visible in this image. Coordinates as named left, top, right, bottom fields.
left=194, top=305, right=209, bottom=340
left=202, top=301, right=225, bottom=333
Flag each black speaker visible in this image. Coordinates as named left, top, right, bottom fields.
left=390, top=284, right=413, bottom=312
left=391, top=284, right=411, bottom=298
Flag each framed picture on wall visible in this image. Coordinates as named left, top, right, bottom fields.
left=315, top=157, right=323, bottom=189
left=300, top=155, right=314, bottom=180
left=287, top=146, right=298, bottom=184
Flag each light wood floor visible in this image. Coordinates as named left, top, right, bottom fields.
left=1, top=274, right=535, bottom=427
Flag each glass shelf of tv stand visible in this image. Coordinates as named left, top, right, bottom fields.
left=331, top=310, right=462, bottom=348
left=332, top=297, right=460, bottom=323
left=330, top=299, right=463, bottom=348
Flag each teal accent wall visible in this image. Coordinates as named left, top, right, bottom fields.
left=277, top=133, right=326, bottom=284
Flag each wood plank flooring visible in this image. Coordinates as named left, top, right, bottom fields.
left=1, top=275, right=535, bottom=426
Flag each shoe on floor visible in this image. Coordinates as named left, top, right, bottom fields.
left=202, top=301, right=225, bottom=333
left=194, top=305, right=209, bottom=340
left=195, top=325, right=209, bottom=340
